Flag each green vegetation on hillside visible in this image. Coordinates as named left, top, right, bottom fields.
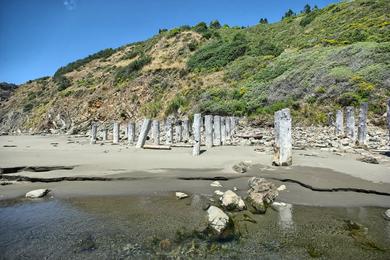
left=2, top=0, right=389, bottom=132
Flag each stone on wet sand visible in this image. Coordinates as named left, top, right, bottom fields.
left=210, top=181, right=223, bottom=187
left=25, top=189, right=49, bottom=198
left=277, top=185, right=287, bottom=191
left=357, top=155, right=379, bottom=164
left=232, top=161, right=252, bottom=173
left=175, top=192, right=189, bottom=199
left=214, top=190, right=224, bottom=196
left=221, top=190, right=246, bottom=211
left=206, top=206, right=231, bottom=235
left=384, top=209, right=390, bottom=221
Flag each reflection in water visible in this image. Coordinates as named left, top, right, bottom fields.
left=278, top=203, right=294, bottom=231
left=0, top=196, right=389, bottom=259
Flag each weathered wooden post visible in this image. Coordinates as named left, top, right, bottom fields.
left=387, top=99, right=390, bottom=143
left=151, top=120, right=160, bottom=145
left=272, top=108, right=292, bottom=166
left=136, top=119, right=152, bottom=148
left=345, top=106, right=355, bottom=140
left=182, top=118, right=190, bottom=142
left=221, top=117, right=226, bottom=145
left=102, top=127, right=108, bottom=142
left=113, top=122, right=120, bottom=144
left=175, top=122, right=182, bottom=143
left=213, top=115, right=221, bottom=146
left=205, top=115, right=213, bottom=148
left=90, top=123, right=97, bottom=144
left=225, top=116, right=231, bottom=138
left=357, top=102, right=368, bottom=146
left=230, top=116, right=236, bottom=135
left=192, top=113, right=201, bottom=156
left=165, top=119, right=173, bottom=145
left=335, top=110, right=344, bottom=136
left=128, top=122, right=135, bottom=145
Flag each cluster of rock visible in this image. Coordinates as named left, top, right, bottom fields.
left=176, top=177, right=281, bottom=240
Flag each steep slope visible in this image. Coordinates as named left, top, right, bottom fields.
left=1, top=0, right=389, bottom=133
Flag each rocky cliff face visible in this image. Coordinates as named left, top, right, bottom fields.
left=1, top=0, right=389, bottom=134
left=0, top=82, right=17, bottom=102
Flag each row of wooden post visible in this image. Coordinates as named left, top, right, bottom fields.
left=90, top=115, right=239, bottom=156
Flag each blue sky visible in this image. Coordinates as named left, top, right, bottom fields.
left=0, top=0, right=339, bottom=84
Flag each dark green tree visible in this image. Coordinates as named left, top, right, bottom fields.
left=303, top=4, right=311, bottom=14
left=259, top=18, right=268, bottom=24
left=209, top=20, right=221, bottom=29
left=282, top=9, right=295, bottom=19
left=193, top=22, right=208, bottom=33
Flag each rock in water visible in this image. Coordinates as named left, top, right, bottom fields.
left=25, top=189, right=49, bottom=198
left=206, top=206, right=232, bottom=236
left=221, top=190, right=246, bottom=211
left=175, top=192, right=189, bottom=199
left=277, top=185, right=287, bottom=191
left=384, top=209, right=390, bottom=221
left=246, top=177, right=278, bottom=214
left=210, top=181, right=223, bottom=187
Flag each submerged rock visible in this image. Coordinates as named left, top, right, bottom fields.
left=190, top=194, right=210, bottom=210
left=175, top=192, right=189, bottom=199
left=25, top=189, right=49, bottom=198
left=221, top=190, right=245, bottom=211
left=206, top=206, right=232, bottom=236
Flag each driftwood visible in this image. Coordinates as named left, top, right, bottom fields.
left=235, top=133, right=263, bottom=139
left=143, top=145, right=171, bottom=150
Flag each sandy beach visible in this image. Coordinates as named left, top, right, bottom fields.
left=1, top=135, right=389, bottom=207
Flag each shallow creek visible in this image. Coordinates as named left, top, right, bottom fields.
left=1, top=194, right=389, bottom=259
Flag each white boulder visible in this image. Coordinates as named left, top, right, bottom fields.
left=175, top=192, right=189, bottom=199
left=221, top=190, right=246, bottom=211
left=207, top=206, right=230, bottom=234
left=25, top=189, right=49, bottom=198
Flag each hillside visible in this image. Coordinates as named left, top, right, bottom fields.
left=1, top=0, right=389, bottom=133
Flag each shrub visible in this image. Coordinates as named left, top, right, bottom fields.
left=187, top=33, right=247, bottom=71
left=249, top=40, right=283, bottom=57
left=54, top=75, right=71, bottom=91
left=337, top=92, right=362, bottom=106
left=299, top=11, right=318, bottom=27
left=114, top=55, right=152, bottom=83
left=54, top=48, right=115, bottom=77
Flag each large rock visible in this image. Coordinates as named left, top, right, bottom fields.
left=221, top=190, right=246, bottom=211
left=206, top=206, right=233, bottom=237
left=175, top=192, right=189, bottom=199
left=25, top=189, right=49, bottom=198
left=246, top=177, right=278, bottom=214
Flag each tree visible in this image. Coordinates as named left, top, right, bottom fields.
left=282, top=9, right=295, bottom=19
left=209, top=20, right=221, bottom=29
left=259, top=18, right=268, bottom=24
left=158, top=28, right=168, bottom=34
left=303, top=4, right=311, bottom=14
left=193, top=22, right=208, bottom=33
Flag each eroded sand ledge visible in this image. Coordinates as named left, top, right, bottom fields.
left=1, top=135, right=389, bottom=207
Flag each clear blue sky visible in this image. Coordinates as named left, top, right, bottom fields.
left=0, top=0, right=339, bottom=84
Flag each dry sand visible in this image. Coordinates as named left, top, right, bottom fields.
left=1, top=135, right=389, bottom=207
